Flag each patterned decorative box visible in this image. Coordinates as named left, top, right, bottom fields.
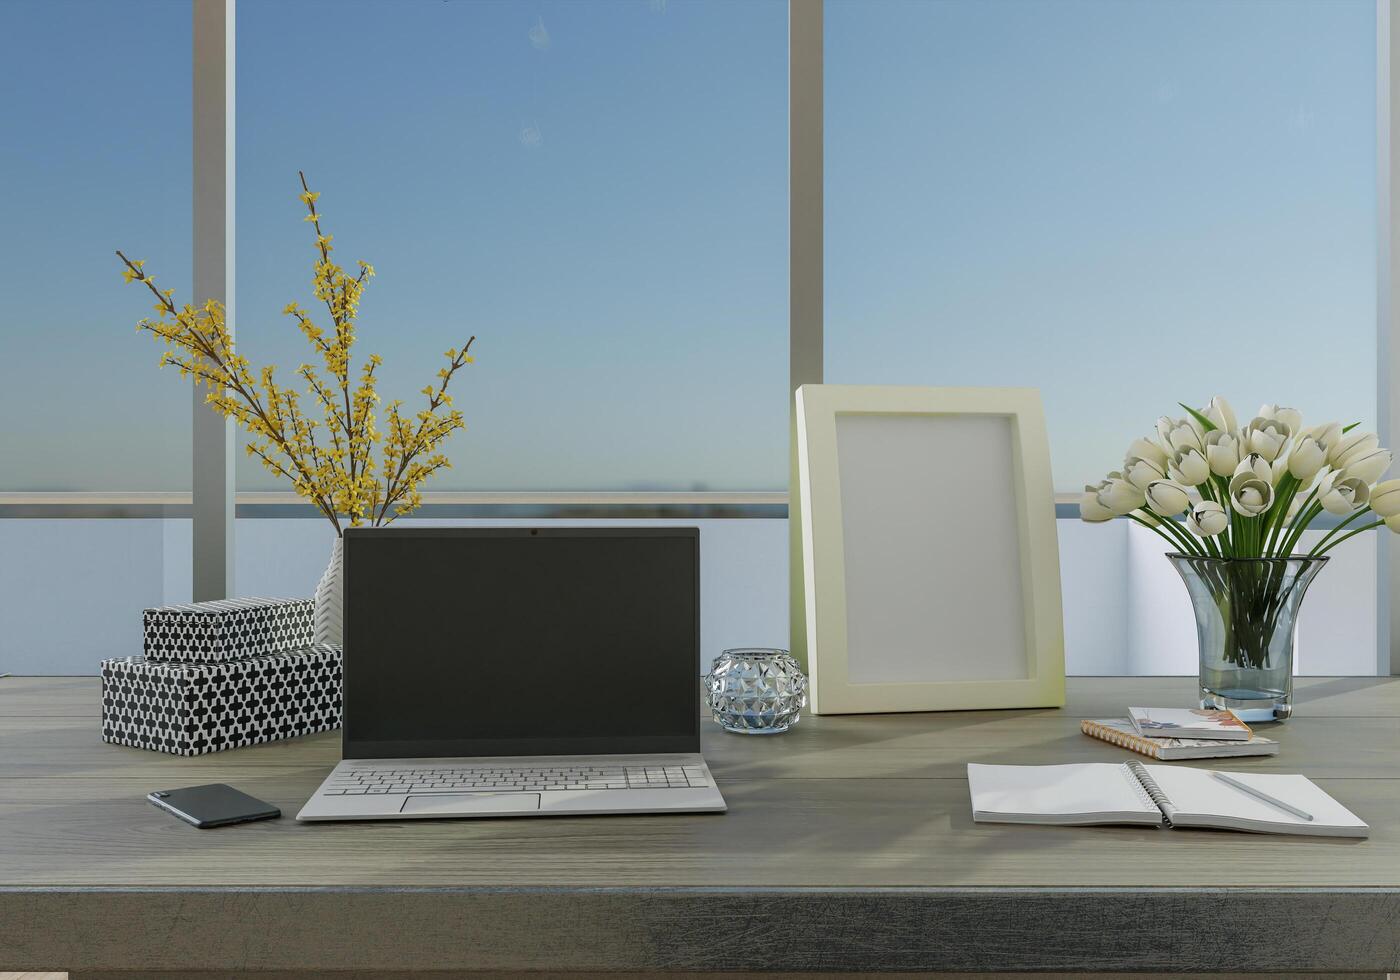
left=143, top=596, right=315, bottom=663
left=101, top=644, right=341, bottom=756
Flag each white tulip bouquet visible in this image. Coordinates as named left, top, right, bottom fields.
left=1082, top=397, right=1394, bottom=685
left=1080, top=396, right=1398, bottom=560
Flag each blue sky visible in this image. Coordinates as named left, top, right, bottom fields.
left=0, top=0, right=1376, bottom=492
left=234, top=0, right=788, bottom=492
left=0, top=0, right=193, bottom=491
left=827, top=0, right=1376, bottom=489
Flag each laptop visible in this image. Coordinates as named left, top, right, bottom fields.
left=297, top=526, right=726, bottom=821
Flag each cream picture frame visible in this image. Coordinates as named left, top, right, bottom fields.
left=795, top=385, right=1065, bottom=714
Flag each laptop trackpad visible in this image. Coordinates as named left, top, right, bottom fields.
left=400, top=793, right=541, bottom=815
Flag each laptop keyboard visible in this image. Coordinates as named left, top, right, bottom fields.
left=321, top=764, right=712, bottom=796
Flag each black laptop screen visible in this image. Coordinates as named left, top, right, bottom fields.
left=341, top=527, right=700, bottom=758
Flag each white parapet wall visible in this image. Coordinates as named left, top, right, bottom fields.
left=0, top=517, right=1381, bottom=676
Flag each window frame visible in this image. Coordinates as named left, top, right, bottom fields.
left=1, top=0, right=1394, bottom=672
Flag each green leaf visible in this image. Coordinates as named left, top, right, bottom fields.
left=1179, top=402, right=1217, bottom=433
left=1343, top=421, right=1361, bottom=433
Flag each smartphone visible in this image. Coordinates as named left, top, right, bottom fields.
left=148, top=783, right=281, bottom=828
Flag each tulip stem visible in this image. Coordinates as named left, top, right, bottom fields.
left=1194, top=477, right=1221, bottom=507
left=1228, top=494, right=1252, bottom=559
left=1277, top=492, right=1323, bottom=558
left=1309, top=507, right=1373, bottom=557
left=1134, top=512, right=1206, bottom=555
left=1176, top=516, right=1213, bottom=556
left=1199, top=530, right=1223, bottom=558
left=1130, top=514, right=1191, bottom=554
left=1213, top=475, right=1237, bottom=557
left=1235, top=514, right=1254, bottom=557
left=1262, top=474, right=1299, bottom=556
left=1285, top=500, right=1325, bottom=557
left=1313, top=519, right=1385, bottom=557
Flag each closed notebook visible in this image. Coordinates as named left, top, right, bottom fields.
left=1082, top=718, right=1279, bottom=760
left=967, top=762, right=1368, bottom=838
left=1128, top=706, right=1252, bottom=740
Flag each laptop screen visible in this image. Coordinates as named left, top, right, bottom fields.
left=341, top=527, right=700, bottom=758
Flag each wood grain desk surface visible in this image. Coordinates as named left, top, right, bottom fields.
left=4, top=675, right=1400, bottom=974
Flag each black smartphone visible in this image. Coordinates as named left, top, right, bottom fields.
left=148, top=784, right=281, bottom=828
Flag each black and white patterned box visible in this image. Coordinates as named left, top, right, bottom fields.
left=101, top=644, right=341, bottom=756
left=143, top=596, right=315, bottom=663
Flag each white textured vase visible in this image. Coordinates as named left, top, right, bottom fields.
left=314, top=536, right=344, bottom=647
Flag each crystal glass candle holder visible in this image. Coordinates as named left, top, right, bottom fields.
left=704, top=647, right=808, bottom=735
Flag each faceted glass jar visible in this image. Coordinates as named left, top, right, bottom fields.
left=1167, top=553, right=1328, bottom=723
left=704, top=647, right=808, bottom=734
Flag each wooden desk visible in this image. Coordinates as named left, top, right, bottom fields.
left=3, top=675, right=1400, bottom=976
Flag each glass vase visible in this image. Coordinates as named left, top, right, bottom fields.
left=1166, top=553, right=1328, bottom=723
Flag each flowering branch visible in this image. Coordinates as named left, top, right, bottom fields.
left=117, top=174, right=477, bottom=534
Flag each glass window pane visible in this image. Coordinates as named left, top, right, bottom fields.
left=235, top=0, right=788, bottom=492
left=825, top=0, right=1375, bottom=491
left=0, top=0, right=192, bottom=490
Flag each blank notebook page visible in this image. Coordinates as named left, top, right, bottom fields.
left=967, top=763, right=1162, bottom=825
left=1143, top=765, right=1369, bottom=836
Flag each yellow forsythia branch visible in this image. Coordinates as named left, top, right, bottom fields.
left=116, top=174, right=476, bottom=533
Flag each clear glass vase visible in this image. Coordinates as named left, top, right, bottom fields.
left=1166, top=553, right=1328, bottom=723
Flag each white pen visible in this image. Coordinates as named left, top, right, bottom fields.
left=1211, top=770, right=1314, bottom=822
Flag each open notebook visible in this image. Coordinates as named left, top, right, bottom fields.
left=967, top=762, right=1368, bottom=838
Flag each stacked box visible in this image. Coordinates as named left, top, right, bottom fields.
left=143, top=596, right=316, bottom=663
left=102, top=595, right=337, bottom=755
left=101, top=643, right=342, bottom=756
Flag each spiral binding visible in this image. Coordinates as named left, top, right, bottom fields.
left=1126, top=761, right=1174, bottom=827
left=1081, top=719, right=1165, bottom=759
